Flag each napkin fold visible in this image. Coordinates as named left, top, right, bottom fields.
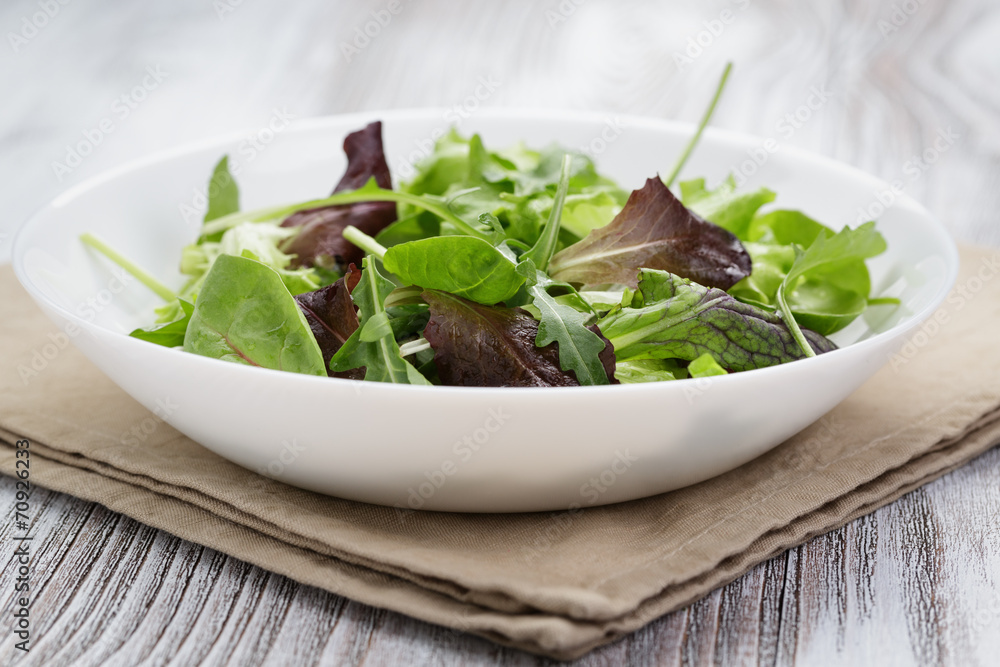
left=2, top=244, right=999, bottom=660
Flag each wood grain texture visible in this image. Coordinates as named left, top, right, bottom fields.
left=1, top=0, right=1000, bottom=664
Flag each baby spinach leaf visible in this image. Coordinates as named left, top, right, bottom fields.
left=329, top=257, right=430, bottom=384
left=599, top=269, right=835, bottom=371
left=730, top=212, right=889, bottom=337
left=777, top=221, right=888, bottom=353
left=183, top=254, right=326, bottom=375
left=374, top=211, right=441, bottom=247
left=280, top=122, right=398, bottom=269
left=548, top=177, right=751, bottom=290
left=679, top=176, right=775, bottom=239
left=200, top=156, right=240, bottom=242
left=382, top=236, right=525, bottom=305
left=727, top=241, right=796, bottom=309
left=130, top=299, right=194, bottom=347
left=295, top=265, right=363, bottom=379
left=745, top=209, right=827, bottom=245
left=422, top=291, right=615, bottom=387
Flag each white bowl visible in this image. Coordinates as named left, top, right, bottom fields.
left=12, top=109, right=958, bottom=512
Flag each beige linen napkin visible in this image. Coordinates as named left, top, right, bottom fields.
left=2, top=244, right=999, bottom=660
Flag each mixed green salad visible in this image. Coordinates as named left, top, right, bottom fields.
left=81, top=68, right=894, bottom=387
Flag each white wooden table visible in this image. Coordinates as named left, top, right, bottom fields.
left=2, top=1, right=1000, bottom=664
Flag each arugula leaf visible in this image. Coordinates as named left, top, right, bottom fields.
left=506, top=158, right=613, bottom=386
left=295, top=265, right=363, bottom=379
left=382, top=236, right=525, bottom=305
left=422, top=290, right=615, bottom=387
left=527, top=281, right=611, bottom=386
left=280, top=122, right=398, bottom=269
left=129, top=299, right=194, bottom=347
left=202, top=155, right=240, bottom=242
left=329, top=257, right=430, bottom=384
left=401, top=129, right=628, bottom=249
left=183, top=254, right=327, bottom=375
left=549, top=177, right=752, bottom=290
left=777, top=221, right=888, bottom=354
left=679, top=176, right=775, bottom=239
left=599, top=268, right=836, bottom=371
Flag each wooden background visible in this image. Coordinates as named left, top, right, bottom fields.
left=2, top=0, right=1000, bottom=664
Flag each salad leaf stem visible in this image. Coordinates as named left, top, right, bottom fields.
left=80, top=233, right=177, bottom=302
left=399, top=337, right=432, bottom=356
left=521, top=154, right=572, bottom=272
left=200, top=181, right=490, bottom=242
left=342, top=225, right=388, bottom=259
left=663, top=62, right=733, bottom=188
left=776, top=286, right=816, bottom=358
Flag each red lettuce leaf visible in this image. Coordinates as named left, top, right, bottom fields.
left=294, top=264, right=363, bottom=379
left=281, top=121, right=397, bottom=269
left=422, top=290, right=617, bottom=387
left=549, top=176, right=751, bottom=290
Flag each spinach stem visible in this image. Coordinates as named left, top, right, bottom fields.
left=80, top=233, right=177, bottom=302
left=663, top=62, right=733, bottom=189
left=342, top=226, right=387, bottom=260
